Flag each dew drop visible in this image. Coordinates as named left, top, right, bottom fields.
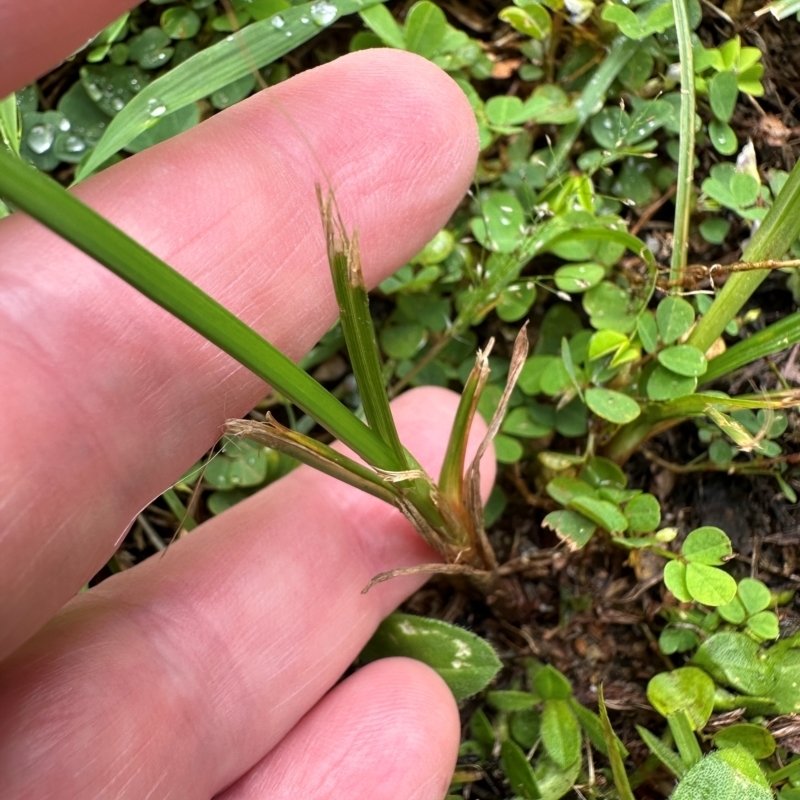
left=27, top=123, right=55, bottom=154
left=111, top=97, right=125, bottom=112
left=270, top=14, right=285, bottom=28
left=285, top=30, right=293, bottom=36
left=64, top=135, right=86, bottom=154
left=146, top=98, right=167, bottom=118
left=309, top=0, right=337, bottom=26
left=300, top=15, right=309, bottom=23
left=85, top=82, right=103, bottom=102
left=58, top=118, right=71, bottom=132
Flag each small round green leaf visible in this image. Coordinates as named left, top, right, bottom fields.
left=499, top=3, right=551, bottom=39
left=664, top=560, right=692, bottom=602
left=487, top=690, right=539, bottom=711
left=542, top=509, right=596, bottom=550
left=686, top=563, right=737, bottom=606
left=647, top=667, right=715, bottom=729
left=710, top=118, right=739, bottom=155
left=546, top=476, right=595, bottom=506
left=656, top=296, right=695, bottom=344
left=497, top=282, right=537, bottom=322
left=738, top=578, right=771, bottom=615
left=713, top=723, right=776, bottom=759
left=494, top=433, right=524, bottom=464
left=588, top=329, right=628, bottom=360
left=709, top=70, right=739, bottom=122
left=624, top=493, right=661, bottom=533
left=160, top=7, right=202, bottom=39
left=637, top=312, right=659, bottom=354
left=730, top=172, right=760, bottom=208
left=585, top=387, right=641, bottom=424
left=657, top=345, right=707, bottom=377
left=380, top=323, right=427, bottom=360
left=682, top=526, right=732, bottom=565
left=502, top=406, right=552, bottom=438
left=360, top=613, right=502, bottom=700
left=718, top=596, right=747, bottom=624
left=747, top=611, right=779, bottom=641
left=554, top=262, right=605, bottom=294
left=647, top=364, right=698, bottom=400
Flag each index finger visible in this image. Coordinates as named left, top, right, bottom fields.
left=0, top=49, right=478, bottom=659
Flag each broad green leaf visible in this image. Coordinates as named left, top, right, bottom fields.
left=518, top=354, right=558, bottom=395
left=682, top=526, right=732, bottom=565
left=539, top=358, right=572, bottom=396
left=624, top=493, right=661, bottom=533
left=766, top=647, right=800, bottom=713
left=360, top=613, right=502, bottom=700
left=708, top=70, right=739, bottom=122
left=657, top=345, right=707, bottom=377
left=77, top=0, right=376, bottom=178
left=693, top=632, right=774, bottom=696
left=647, top=667, right=715, bottom=729
left=686, top=563, right=737, bottom=606
left=404, top=1, right=447, bottom=58
left=664, top=560, right=692, bottom=602
left=470, top=707, right=496, bottom=748
left=541, top=699, right=581, bottom=769
left=501, top=740, right=541, bottom=799
left=0, top=93, right=20, bottom=157
left=731, top=172, right=760, bottom=208
left=585, top=387, right=641, bottom=424
left=534, top=665, right=572, bottom=700
left=485, top=95, right=528, bottom=127
left=568, top=496, right=628, bottom=533
left=657, top=296, right=695, bottom=344
left=647, top=365, right=697, bottom=401
left=510, top=708, right=541, bottom=749
left=583, top=280, right=637, bottom=332
left=671, top=747, right=772, bottom=800
left=542, top=510, right=596, bottom=550
left=554, top=262, right=605, bottom=294
left=471, top=190, right=525, bottom=253
left=738, top=578, right=771, bottom=615
left=713, top=723, right=775, bottom=759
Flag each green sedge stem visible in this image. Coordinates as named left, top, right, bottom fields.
left=0, top=150, right=397, bottom=469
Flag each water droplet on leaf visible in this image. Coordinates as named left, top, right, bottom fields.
left=309, top=1, right=337, bottom=26
left=27, top=124, right=55, bottom=154
left=146, top=99, right=167, bottom=118
left=270, top=14, right=285, bottom=28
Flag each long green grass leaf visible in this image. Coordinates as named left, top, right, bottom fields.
left=598, top=686, right=635, bottom=800
left=75, top=0, right=380, bottom=179
left=703, top=310, right=800, bottom=382
left=669, top=0, right=695, bottom=285
left=0, top=94, right=20, bottom=157
left=0, top=150, right=397, bottom=468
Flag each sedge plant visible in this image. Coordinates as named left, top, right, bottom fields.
left=0, top=147, right=526, bottom=592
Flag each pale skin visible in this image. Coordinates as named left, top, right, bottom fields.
left=0, top=2, right=493, bottom=797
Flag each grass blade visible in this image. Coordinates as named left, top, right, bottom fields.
left=0, top=93, right=20, bottom=157
left=668, top=0, right=695, bottom=286
left=0, top=150, right=397, bottom=469
left=75, top=0, right=380, bottom=179
left=319, top=189, right=407, bottom=470
left=438, top=339, right=491, bottom=504
left=598, top=686, right=635, bottom=800
left=703, top=309, right=800, bottom=382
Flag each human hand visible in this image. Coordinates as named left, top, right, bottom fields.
left=0, top=4, right=487, bottom=797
